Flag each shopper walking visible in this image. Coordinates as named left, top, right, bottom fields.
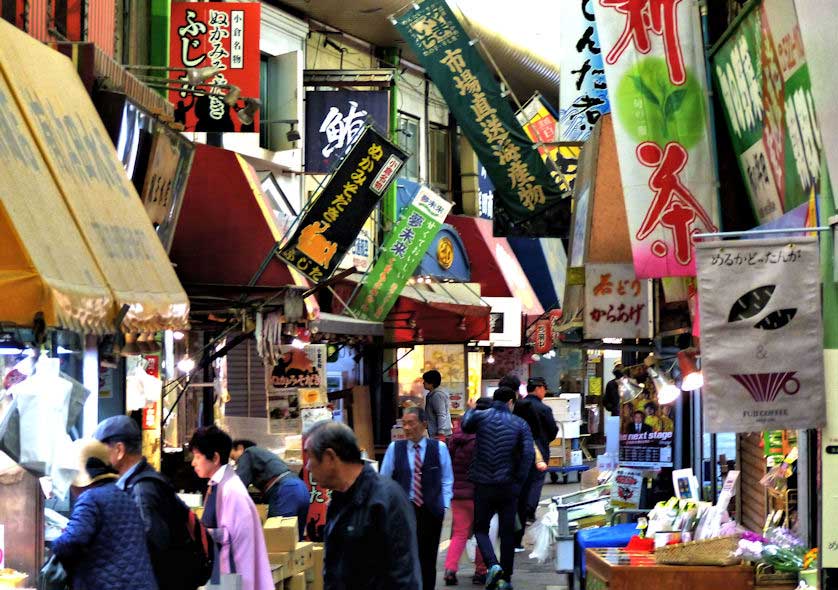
left=462, top=387, right=534, bottom=590
left=513, top=377, right=558, bottom=549
left=230, top=439, right=310, bottom=538
left=94, top=415, right=204, bottom=590
left=190, top=426, right=273, bottom=590
left=443, top=399, right=491, bottom=586
left=422, top=370, right=453, bottom=440
left=304, top=421, right=421, bottom=590
left=52, top=439, right=157, bottom=590
left=381, top=407, right=453, bottom=590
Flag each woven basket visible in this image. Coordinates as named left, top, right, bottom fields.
left=655, top=534, right=742, bottom=566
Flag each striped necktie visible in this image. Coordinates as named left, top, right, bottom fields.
left=412, top=443, right=423, bottom=507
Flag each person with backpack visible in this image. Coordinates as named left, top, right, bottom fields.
left=94, top=415, right=211, bottom=590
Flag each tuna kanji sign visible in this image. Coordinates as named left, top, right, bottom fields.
left=593, top=0, right=719, bottom=278
left=584, top=263, right=651, bottom=339
left=169, top=2, right=260, bottom=132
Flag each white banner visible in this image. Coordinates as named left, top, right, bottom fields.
left=593, top=0, right=719, bottom=278
left=697, top=237, right=825, bottom=432
left=584, top=263, right=652, bottom=339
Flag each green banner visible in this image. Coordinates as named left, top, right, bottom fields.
left=350, top=186, right=452, bottom=321
left=394, top=0, right=569, bottom=237
left=711, top=0, right=827, bottom=223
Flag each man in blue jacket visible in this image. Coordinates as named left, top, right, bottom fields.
left=462, top=387, right=534, bottom=590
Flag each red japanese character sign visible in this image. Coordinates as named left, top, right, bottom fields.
left=584, top=263, right=651, bottom=339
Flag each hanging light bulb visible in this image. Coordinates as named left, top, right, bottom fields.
left=649, top=366, right=681, bottom=405
left=678, top=349, right=704, bottom=391
left=486, top=354, right=495, bottom=365
left=618, top=376, right=643, bottom=403
left=172, top=331, right=185, bottom=341
left=177, top=354, right=195, bottom=373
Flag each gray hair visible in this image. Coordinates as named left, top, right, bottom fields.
left=403, top=406, right=427, bottom=423
left=304, top=421, right=362, bottom=464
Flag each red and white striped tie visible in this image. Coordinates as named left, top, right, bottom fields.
left=412, top=443, right=423, bottom=507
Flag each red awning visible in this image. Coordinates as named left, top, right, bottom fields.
left=445, top=216, right=544, bottom=320
left=171, top=144, right=306, bottom=290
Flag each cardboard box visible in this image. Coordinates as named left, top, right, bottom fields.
left=559, top=393, right=582, bottom=421
left=557, top=420, right=584, bottom=439
left=548, top=456, right=564, bottom=467
left=255, top=503, right=268, bottom=523
left=286, top=572, right=306, bottom=590
left=263, top=516, right=298, bottom=553
left=306, top=544, right=324, bottom=590
left=291, top=541, right=314, bottom=574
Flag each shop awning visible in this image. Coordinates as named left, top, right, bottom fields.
left=0, top=21, right=189, bottom=333
left=311, top=312, right=384, bottom=337
left=446, top=216, right=543, bottom=320
left=171, top=144, right=313, bottom=307
left=507, top=237, right=567, bottom=311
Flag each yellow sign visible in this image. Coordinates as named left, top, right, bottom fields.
left=437, top=237, right=455, bottom=270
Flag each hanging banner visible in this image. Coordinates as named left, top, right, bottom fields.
left=528, top=319, right=553, bottom=355
left=593, top=0, right=719, bottom=278
left=266, top=344, right=328, bottom=434
left=304, top=89, right=390, bottom=174
left=393, top=0, right=570, bottom=238
left=515, top=94, right=582, bottom=194
left=279, top=126, right=407, bottom=283
left=584, top=263, right=652, bottom=339
left=696, top=237, right=825, bottom=432
left=559, top=0, right=610, bottom=141
left=169, top=2, right=260, bottom=133
left=350, top=186, right=452, bottom=321
left=710, top=0, right=826, bottom=223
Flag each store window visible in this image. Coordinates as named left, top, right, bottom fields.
left=396, top=113, right=420, bottom=181
left=429, top=124, right=450, bottom=192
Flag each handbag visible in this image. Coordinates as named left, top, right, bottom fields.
left=39, top=553, right=69, bottom=590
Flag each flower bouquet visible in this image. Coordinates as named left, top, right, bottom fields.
left=734, top=528, right=809, bottom=573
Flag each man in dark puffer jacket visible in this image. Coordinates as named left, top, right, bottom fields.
left=461, top=387, right=534, bottom=590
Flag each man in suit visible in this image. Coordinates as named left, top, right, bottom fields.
left=628, top=410, right=653, bottom=434
left=381, top=407, right=454, bottom=590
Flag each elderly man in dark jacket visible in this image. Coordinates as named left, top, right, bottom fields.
left=304, top=421, right=421, bottom=590
left=462, top=387, right=534, bottom=590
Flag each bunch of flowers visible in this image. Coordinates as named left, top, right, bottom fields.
left=733, top=529, right=808, bottom=572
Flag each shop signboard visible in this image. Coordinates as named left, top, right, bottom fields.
left=559, top=0, right=610, bottom=141
left=350, top=186, right=452, bottom=321
left=478, top=297, right=523, bottom=348
left=593, top=0, right=719, bottom=278
left=279, top=126, right=407, bottom=283
left=610, top=467, right=644, bottom=509
left=266, top=344, right=328, bottom=434
left=710, top=0, right=826, bottom=223
left=305, top=89, right=390, bottom=174
left=515, top=94, right=583, bottom=194
left=169, top=2, right=260, bottom=133
left=394, top=0, right=570, bottom=238
left=584, top=263, right=652, bottom=339
left=529, top=319, right=553, bottom=355
left=696, top=237, right=826, bottom=432
left=619, top=390, right=674, bottom=468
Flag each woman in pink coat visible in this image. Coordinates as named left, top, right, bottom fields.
left=190, top=426, right=274, bottom=590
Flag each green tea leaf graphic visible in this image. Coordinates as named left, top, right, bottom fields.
left=728, top=285, right=775, bottom=322
left=665, top=88, right=688, bottom=120
left=630, top=75, right=661, bottom=107
left=755, top=309, right=797, bottom=330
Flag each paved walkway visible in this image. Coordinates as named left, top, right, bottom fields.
left=434, top=479, right=579, bottom=590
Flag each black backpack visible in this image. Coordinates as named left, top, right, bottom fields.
left=131, top=470, right=214, bottom=589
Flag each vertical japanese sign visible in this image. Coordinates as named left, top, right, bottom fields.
left=584, top=263, right=651, bottom=339
left=169, top=3, right=260, bottom=132
left=560, top=0, right=610, bottom=141
left=394, top=0, right=570, bottom=238
left=515, top=94, right=583, bottom=194
left=266, top=345, right=328, bottom=434
left=710, top=0, right=826, bottom=223
left=305, top=89, right=390, bottom=173
left=350, top=186, right=452, bottom=321
left=593, top=0, right=720, bottom=278
left=696, top=238, right=826, bottom=432
left=279, top=126, right=407, bottom=283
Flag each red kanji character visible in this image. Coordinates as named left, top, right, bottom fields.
left=599, top=0, right=686, bottom=85
left=593, top=273, right=614, bottom=295
left=636, top=141, right=716, bottom=265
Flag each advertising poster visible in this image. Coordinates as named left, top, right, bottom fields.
left=696, top=238, right=826, bottom=432
left=279, top=126, right=407, bottom=283
left=305, top=89, right=390, bottom=173
left=619, top=378, right=674, bottom=468
left=350, top=186, right=451, bottom=321
left=559, top=0, right=610, bottom=141
left=169, top=2, right=260, bottom=132
left=593, top=0, right=720, bottom=278
left=301, top=435, right=332, bottom=542
left=711, top=0, right=827, bottom=223
left=584, top=263, right=652, bottom=339
left=611, top=467, right=645, bottom=509
left=266, top=344, right=327, bottom=434
left=394, top=0, right=569, bottom=238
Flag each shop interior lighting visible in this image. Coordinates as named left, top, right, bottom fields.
left=486, top=345, right=495, bottom=364
left=618, top=376, right=642, bottom=403
left=177, top=355, right=196, bottom=374
left=649, top=366, right=681, bottom=405
left=172, top=331, right=185, bottom=341
left=677, top=349, right=704, bottom=391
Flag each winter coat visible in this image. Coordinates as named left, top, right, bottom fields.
left=447, top=428, right=477, bottom=499
left=514, top=395, right=559, bottom=460
left=461, top=401, right=534, bottom=489
left=324, top=464, right=421, bottom=590
left=52, top=482, right=158, bottom=590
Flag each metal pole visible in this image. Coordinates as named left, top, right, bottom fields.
left=693, top=226, right=829, bottom=240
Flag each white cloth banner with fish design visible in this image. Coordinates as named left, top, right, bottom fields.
left=696, top=237, right=825, bottom=432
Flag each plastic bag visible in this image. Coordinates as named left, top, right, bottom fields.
left=528, top=503, right=558, bottom=563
